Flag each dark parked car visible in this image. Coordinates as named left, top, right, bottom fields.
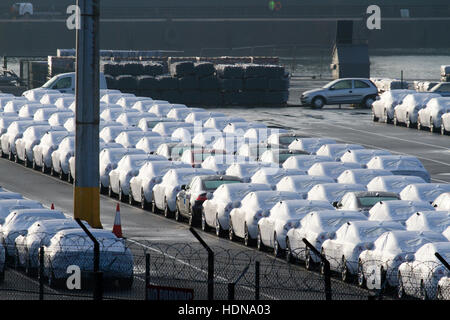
left=175, top=175, right=242, bottom=226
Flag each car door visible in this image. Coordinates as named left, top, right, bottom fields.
left=327, top=80, right=354, bottom=104
left=353, top=80, right=372, bottom=103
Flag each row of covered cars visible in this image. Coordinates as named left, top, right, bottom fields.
left=0, top=87, right=449, bottom=299
left=0, top=190, right=133, bottom=289
left=371, top=85, right=450, bottom=134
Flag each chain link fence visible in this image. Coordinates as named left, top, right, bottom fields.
left=0, top=230, right=449, bottom=301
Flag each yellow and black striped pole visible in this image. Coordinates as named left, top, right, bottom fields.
left=74, top=0, right=102, bottom=228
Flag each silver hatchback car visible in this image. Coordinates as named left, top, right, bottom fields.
left=301, top=78, right=378, bottom=108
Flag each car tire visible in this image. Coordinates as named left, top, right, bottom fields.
left=256, top=228, right=265, bottom=251
left=285, top=238, right=294, bottom=264
left=23, top=153, right=30, bottom=167
left=128, top=192, right=134, bottom=205
left=357, top=260, right=366, bottom=288
left=188, top=205, right=195, bottom=227
left=215, top=214, right=224, bottom=237
left=406, top=113, right=411, bottom=128
left=393, top=113, right=398, bottom=126
left=429, top=117, right=434, bottom=133
left=14, top=153, right=19, bottom=163
left=437, top=285, right=443, bottom=300
left=363, top=95, right=376, bottom=109
left=372, top=111, right=379, bottom=122
left=68, top=169, right=73, bottom=183
left=175, top=204, right=182, bottom=222
left=228, top=221, right=234, bottom=241
left=417, top=117, right=422, bottom=131
left=341, top=257, right=350, bottom=282
left=50, top=165, right=55, bottom=176
left=397, top=272, right=406, bottom=299
left=201, top=211, right=209, bottom=232
left=305, top=248, right=315, bottom=270
left=420, top=280, right=428, bottom=300
left=41, top=157, right=47, bottom=173
left=244, top=223, right=254, bottom=247
left=312, top=96, right=325, bottom=109
left=441, top=124, right=447, bottom=135
left=140, top=189, right=147, bottom=210
left=164, top=199, right=172, bottom=218
left=273, top=232, right=283, bottom=258
left=152, top=194, right=158, bottom=214
left=59, top=165, right=66, bottom=180
left=384, top=109, right=391, bottom=124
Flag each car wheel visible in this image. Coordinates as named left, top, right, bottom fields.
left=437, top=285, right=443, bottom=300
left=256, top=228, right=265, bottom=251
left=128, top=191, right=134, bottom=205
left=188, top=205, right=195, bottom=227
left=341, top=257, right=349, bottom=282
left=41, top=157, right=46, bottom=173
left=164, top=199, right=172, bottom=218
left=140, top=189, right=147, bottom=210
left=406, top=113, right=411, bottom=128
left=393, top=113, right=398, bottom=126
left=429, top=117, right=434, bottom=133
left=228, top=221, right=234, bottom=241
left=32, top=158, right=37, bottom=170
left=417, top=117, right=422, bottom=131
left=312, top=96, right=325, bottom=109
left=58, top=163, right=66, bottom=180
left=151, top=194, right=158, bottom=214
left=380, top=267, right=387, bottom=292
left=244, top=223, right=254, bottom=247
left=372, top=112, right=379, bottom=122
left=420, top=280, right=428, bottom=300
left=397, top=272, right=406, bottom=299
left=305, top=248, right=315, bottom=270
left=14, top=153, right=19, bottom=163
left=357, top=261, right=366, bottom=288
left=68, top=169, right=73, bottom=183
left=285, top=238, right=294, bottom=263
left=175, top=204, right=181, bottom=222
left=384, top=109, right=391, bottom=124
left=363, top=96, right=376, bottom=109
left=441, top=124, right=446, bottom=135
left=50, top=165, right=55, bottom=176
left=319, top=249, right=326, bottom=275
left=8, top=149, right=13, bottom=161
left=273, top=232, right=283, bottom=258
left=215, top=214, right=224, bottom=237
left=201, top=211, right=209, bottom=232
left=23, top=153, right=29, bottom=167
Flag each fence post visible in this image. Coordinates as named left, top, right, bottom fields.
left=39, top=246, right=44, bottom=300
left=302, top=238, right=332, bottom=301
left=189, top=227, right=214, bottom=300
left=435, top=252, right=450, bottom=271
left=145, top=253, right=150, bottom=301
left=255, top=261, right=260, bottom=300
left=74, top=218, right=103, bottom=300
left=228, top=283, right=235, bottom=300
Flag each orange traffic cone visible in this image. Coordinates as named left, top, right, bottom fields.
left=51, top=203, right=55, bottom=210
left=112, top=203, right=123, bottom=238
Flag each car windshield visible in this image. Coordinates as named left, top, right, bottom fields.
left=358, top=197, right=399, bottom=208
left=203, top=180, right=240, bottom=190
left=42, top=77, right=58, bottom=89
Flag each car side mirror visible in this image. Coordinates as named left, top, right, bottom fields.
left=181, top=185, right=186, bottom=190
left=329, top=87, right=335, bottom=91
left=332, top=201, right=339, bottom=208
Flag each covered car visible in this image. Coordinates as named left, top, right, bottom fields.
left=201, top=154, right=250, bottom=175
left=340, top=149, right=392, bottom=166
left=335, top=191, right=400, bottom=215
left=307, top=162, right=362, bottom=181
left=368, top=200, right=435, bottom=224
left=337, top=169, right=393, bottom=185
left=250, top=167, right=305, bottom=189
left=282, top=155, right=333, bottom=171
left=43, top=229, right=134, bottom=288
left=288, top=137, right=337, bottom=154
left=393, top=93, right=440, bottom=127
left=32, top=131, right=73, bottom=172
left=225, top=162, right=278, bottom=183
left=366, top=155, right=430, bottom=182
left=307, top=183, right=367, bottom=203
left=417, top=97, right=450, bottom=131
left=315, top=143, right=365, bottom=161
left=229, top=190, right=300, bottom=246
left=276, top=175, right=335, bottom=198
left=399, top=183, right=450, bottom=203
left=367, top=175, right=426, bottom=194
left=433, top=192, right=450, bottom=211
left=405, top=211, right=450, bottom=233
left=259, top=199, right=335, bottom=256
left=371, top=89, right=415, bottom=123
